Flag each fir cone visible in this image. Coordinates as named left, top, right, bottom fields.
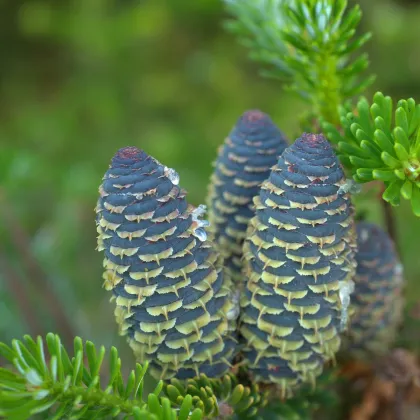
left=96, top=147, right=238, bottom=380
left=344, top=222, right=404, bottom=359
left=240, top=133, right=356, bottom=396
left=207, top=110, right=288, bottom=284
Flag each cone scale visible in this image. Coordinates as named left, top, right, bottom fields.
left=96, top=147, right=237, bottom=380
left=344, top=222, right=404, bottom=359
left=240, top=133, right=356, bottom=395
left=207, top=110, right=288, bottom=284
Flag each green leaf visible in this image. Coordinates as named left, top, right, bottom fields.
left=338, top=32, right=372, bottom=56
left=382, top=180, right=402, bottom=205
left=360, top=140, right=381, bottom=157
left=414, top=129, right=420, bottom=155
left=22, top=336, right=43, bottom=374
left=343, top=74, right=376, bottom=98
left=271, top=402, right=301, bottom=420
left=124, top=371, right=135, bottom=398
left=0, top=343, right=15, bottom=362
left=408, top=105, right=420, bottom=136
left=373, top=129, right=395, bottom=156
left=396, top=107, right=409, bottom=134
left=357, top=98, right=371, bottom=134
left=350, top=122, right=363, bottom=140
left=30, top=399, right=57, bottom=415
left=147, top=394, right=162, bottom=418
left=331, top=0, right=347, bottom=29
left=394, top=168, right=406, bottom=180
left=372, top=92, right=393, bottom=129
left=108, top=347, right=121, bottom=388
left=178, top=395, right=193, bottom=420
left=338, top=141, right=365, bottom=157
left=394, top=143, right=409, bottom=162
left=372, top=169, right=395, bottom=182
left=355, top=128, right=371, bottom=143
left=339, top=4, right=362, bottom=34
left=281, top=32, right=310, bottom=52
left=71, top=351, right=83, bottom=386
left=165, top=385, right=181, bottom=402
left=353, top=173, right=364, bottom=183
left=169, top=378, right=185, bottom=396
left=349, top=156, right=381, bottom=168
left=401, top=180, right=413, bottom=200
left=381, top=152, right=401, bottom=169
left=339, top=54, right=369, bottom=77
left=322, top=123, right=343, bottom=144
left=221, top=375, right=232, bottom=397
left=153, top=381, right=164, bottom=396
left=161, top=398, right=173, bottom=420
left=356, top=168, right=373, bottom=181
left=134, top=362, right=148, bottom=401
left=229, top=384, right=245, bottom=405
left=189, top=408, right=203, bottom=420
left=46, top=334, right=64, bottom=382
left=12, top=341, right=40, bottom=375
left=393, top=127, right=410, bottom=153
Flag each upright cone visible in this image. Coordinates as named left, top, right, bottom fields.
left=241, top=133, right=356, bottom=396
left=96, top=147, right=238, bottom=380
left=344, top=222, right=404, bottom=359
left=207, top=110, right=288, bottom=284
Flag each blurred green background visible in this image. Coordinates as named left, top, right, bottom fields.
left=0, top=0, right=420, bottom=367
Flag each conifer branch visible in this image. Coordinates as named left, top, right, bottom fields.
left=225, top=0, right=375, bottom=125
left=323, top=92, right=420, bottom=217
left=0, top=334, right=267, bottom=420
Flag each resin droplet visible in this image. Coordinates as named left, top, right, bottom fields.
left=339, top=279, right=355, bottom=332
left=197, top=220, right=210, bottom=228
left=359, top=228, right=369, bottom=243
left=227, top=290, right=241, bottom=321
left=194, top=228, right=207, bottom=242
left=192, top=204, right=207, bottom=222
left=192, top=204, right=210, bottom=229
left=395, top=262, right=404, bottom=279
left=164, top=166, right=180, bottom=185
left=338, top=179, right=362, bottom=195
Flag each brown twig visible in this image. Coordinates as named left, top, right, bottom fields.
left=381, top=199, right=399, bottom=254
left=0, top=190, right=75, bottom=346
left=393, top=384, right=409, bottom=420
left=0, top=250, right=43, bottom=338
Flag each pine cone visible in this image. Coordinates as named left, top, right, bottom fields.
left=207, top=110, right=288, bottom=284
left=96, top=147, right=238, bottom=380
left=344, top=222, right=404, bottom=359
left=240, top=133, right=356, bottom=396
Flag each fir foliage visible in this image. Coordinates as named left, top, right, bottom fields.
left=0, top=333, right=182, bottom=420
left=323, top=93, right=420, bottom=215
left=0, top=334, right=264, bottom=420
left=226, top=0, right=420, bottom=217
left=225, top=0, right=375, bottom=124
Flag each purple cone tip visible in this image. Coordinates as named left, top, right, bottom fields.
left=115, top=147, right=143, bottom=160
left=297, top=133, right=329, bottom=148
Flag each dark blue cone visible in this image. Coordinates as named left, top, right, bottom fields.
left=344, top=222, right=404, bottom=359
left=240, top=133, right=356, bottom=396
left=207, top=110, right=288, bottom=284
left=96, top=147, right=238, bottom=380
